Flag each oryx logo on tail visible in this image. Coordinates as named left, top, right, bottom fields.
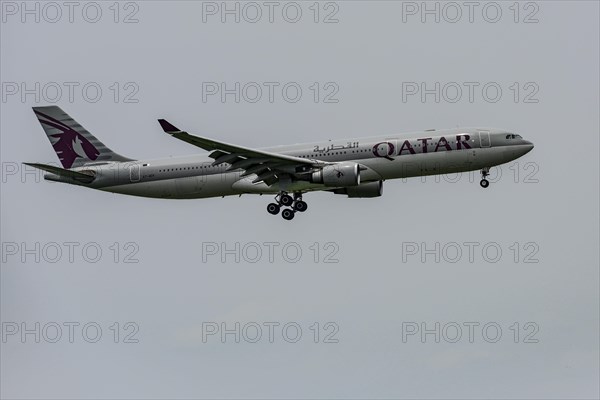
left=34, top=110, right=100, bottom=168
left=32, top=106, right=132, bottom=169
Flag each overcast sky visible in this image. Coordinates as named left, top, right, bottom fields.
left=1, top=1, right=599, bottom=399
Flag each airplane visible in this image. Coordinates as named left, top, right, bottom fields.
left=25, top=106, right=534, bottom=220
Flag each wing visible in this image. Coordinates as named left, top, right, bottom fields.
left=158, top=119, right=324, bottom=186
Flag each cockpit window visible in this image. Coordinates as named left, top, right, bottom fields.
left=506, top=134, right=523, bottom=139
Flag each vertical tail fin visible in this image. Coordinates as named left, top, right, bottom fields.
left=32, top=106, right=133, bottom=169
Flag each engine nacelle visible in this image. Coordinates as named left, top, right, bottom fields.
left=333, top=180, right=383, bottom=198
left=311, top=162, right=360, bottom=187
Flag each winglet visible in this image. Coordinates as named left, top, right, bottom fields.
left=158, top=119, right=181, bottom=133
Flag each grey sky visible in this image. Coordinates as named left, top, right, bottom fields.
left=1, top=1, right=598, bottom=399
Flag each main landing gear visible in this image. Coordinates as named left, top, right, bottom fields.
left=480, top=167, right=490, bottom=188
left=267, top=192, right=308, bottom=220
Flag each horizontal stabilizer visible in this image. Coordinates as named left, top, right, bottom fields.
left=23, top=163, right=95, bottom=183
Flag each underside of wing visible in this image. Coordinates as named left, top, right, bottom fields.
left=158, top=119, right=325, bottom=186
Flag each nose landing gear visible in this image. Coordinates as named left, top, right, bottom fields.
left=480, top=167, right=490, bottom=188
left=267, top=192, right=307, bottom=220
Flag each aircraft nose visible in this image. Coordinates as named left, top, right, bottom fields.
left=506, top=139, right=534, bottom=161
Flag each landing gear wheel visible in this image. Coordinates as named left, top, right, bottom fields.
left=281, top=208, right=295, bottom=220
left=294, top=200, right=308, bottom=212
left=267, top=203, right=280, bottom=215
left=479, top=168, right=491, bottom=188
left=280, top=194, right=293, bottom=207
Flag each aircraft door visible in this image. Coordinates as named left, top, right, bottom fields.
left=478, top=130, right=491, bottom=147
left=129, top=164, right=140, bottom=182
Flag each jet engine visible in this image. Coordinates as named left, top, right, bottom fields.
left=333, top=180, right=383, bottom=198
left=311, top=162, right=360, bottom=187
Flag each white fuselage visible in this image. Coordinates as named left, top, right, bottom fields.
left=54, top=127, right=534, bottom=199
